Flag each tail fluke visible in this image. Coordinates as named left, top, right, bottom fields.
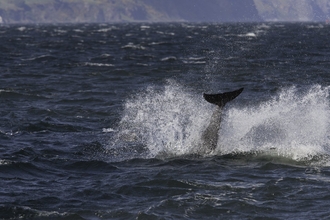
left=203, top=88, right=244, bottom=107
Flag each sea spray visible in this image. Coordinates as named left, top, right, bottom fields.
left=111, top=83, right=330, bottom=163
left=115, top=80, right=211, bottom=158
left=220, top=85, right=330, bottom=161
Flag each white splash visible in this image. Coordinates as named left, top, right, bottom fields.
left=112, top=83, right=330, bottom=163
left=115, top=80, right=211, bottom=158
left=220, top=85, right=330, bottom=161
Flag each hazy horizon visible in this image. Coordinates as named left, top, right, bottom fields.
left=0, top=0, right=329, bottom=24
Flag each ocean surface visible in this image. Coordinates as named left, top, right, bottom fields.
left=1, top=22, right=330, bottom=219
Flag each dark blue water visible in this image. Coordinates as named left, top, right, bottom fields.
left=1, top=22, right=330, bottom=219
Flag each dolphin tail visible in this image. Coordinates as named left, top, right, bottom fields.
left=203, top=88, right=244, bottom=107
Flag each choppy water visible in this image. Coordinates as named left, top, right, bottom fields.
left=1, top=22, right=330, bottom=219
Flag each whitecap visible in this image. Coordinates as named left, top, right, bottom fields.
left=0, top=159, right=13, bottom=165
left=22, top=54, right=55, bottom=61
left=136, top=63, right=149, bottom=67
left=84, top=62, right=114, bottom=67
left=182, top=57, right=207, bottom=65
left=187, top=57, right=206, bottom=61
left=149, top=41, right=167, bottom=45
left=182, top=25, right=195, bottom=29
left=161, top=56, right=177, bottom=62
left=101, top=53, right=111, bottom=57
left=182, top=60, right=206, bottom=65
left=166, top=32, right=175, bottom=36
left=140, top=25, right=150, bottom=29
left=17, top=26, right=26, bottom=31
left=257, top=23, right=271, bottom=29
left=103, top=128, right=115, bottom=133
left=0, top=89, right=10, bottom=93
left=97, top=28, right=113, bottom=32
left=306, top=24, right=324, bottom=29
left=54, top=29, right=67, bottom=33
left=239, top=32, right=257, bottom=37
left=121, top=43, right=146, bottom=50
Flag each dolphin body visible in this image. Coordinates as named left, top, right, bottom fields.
left=202, top=88, right=244, bottom=151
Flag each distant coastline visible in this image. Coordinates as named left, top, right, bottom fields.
left=0, top=0, right=329, bottom=24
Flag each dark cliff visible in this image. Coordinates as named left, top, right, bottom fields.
left=1, top=0, right=329, bottom=24
left=143, top=0, right=261, bottom=22
left=254, top=0, right=330, bottom=22
left=0, top=0, right=261, bottom=24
